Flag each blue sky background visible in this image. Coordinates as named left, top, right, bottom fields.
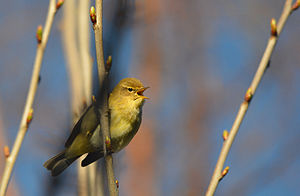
left=1, top=0, right=300, bottom=195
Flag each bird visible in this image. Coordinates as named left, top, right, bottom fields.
left=43, top=78, right=149, bottom=176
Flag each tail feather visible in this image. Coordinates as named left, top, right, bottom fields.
left=81, top=151, right=104, bottom=167
left=43, top=150, right=78, bottom=176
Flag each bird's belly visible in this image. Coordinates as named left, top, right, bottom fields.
left=89, top=108, right=142, bottom=153
left=111, top=120, right=131, bottom=138
left=89, top=120, right=136, bottom=152
left=110, top=116, right=140, bottom=152
left=110, top=122, right=132, bottom=151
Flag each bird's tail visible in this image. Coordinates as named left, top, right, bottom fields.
left=43, top=150, right=78, bottom=176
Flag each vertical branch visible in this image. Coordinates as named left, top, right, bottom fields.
left=92, top=0, right=118, bottom=195
left=61, top=0, right=90, bottom=195
left=205, top=1, right=297, bottom=195
left=78, top=1, right=103, bottom=196
left=0, top=0, right=61, bottom=195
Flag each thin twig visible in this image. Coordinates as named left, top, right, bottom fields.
left=0, top=0, right=60, bottom=195
left=93, top=0, right=118, bottom=195
left=205, top=1, right=296, bottom=195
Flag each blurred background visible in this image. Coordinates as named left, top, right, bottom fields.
left=1, top=0, right=300, bottom=195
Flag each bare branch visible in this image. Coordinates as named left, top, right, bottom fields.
left=93, top=0, right=118, bottom=195
left=205, top=0, right=296, bottom=195
left=0, top=0, right=60, bottom=195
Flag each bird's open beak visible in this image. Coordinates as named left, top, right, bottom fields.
left=137, top=87, right=150, bottom=99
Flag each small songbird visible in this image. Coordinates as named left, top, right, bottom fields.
left=44, top=78, right=149, bottom=176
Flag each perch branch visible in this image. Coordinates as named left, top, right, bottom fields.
left=93, top=1, right=118, bottom=195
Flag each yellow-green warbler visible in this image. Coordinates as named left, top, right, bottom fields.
left=44, top=78, right=149, bottom=176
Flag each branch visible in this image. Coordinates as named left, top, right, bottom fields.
left=205, top=0, right=297, bottom=195
left=92, top=1, right=119, bottom=195
left=0, top=0, right=62, bottom=195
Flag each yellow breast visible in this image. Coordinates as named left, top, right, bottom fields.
left=109, top=99, right=143, bottom=152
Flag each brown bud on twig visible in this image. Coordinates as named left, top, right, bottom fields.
left=3, top=146, right=10, bottom=159
left=26, top=108, right=34, bottom=126
left=244, top=88, right=253, bottom=103
left=56, top=0, right=64, bottom=10
left=91, top=95, right=96, bottom=103
left=222, top=130, right=229, bottom=141
left=105, top=136, right=111, bottom=150
left=270, top=18, right=277, bottom=37
left=106, top=56, right=112, bottom=71
left=292, top=0, right=300, bottom=11
left=38, top=75, right=41, bottom=84
left=115, top=180, right=119, bottom=189
left=219, top=166, right=229, bottom=181
left=36, top=25, right=43, bottom=44
left=90, top=6, right=96, bottom=25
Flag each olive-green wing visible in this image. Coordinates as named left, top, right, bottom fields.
left=65, top=105, right=100, bottom=147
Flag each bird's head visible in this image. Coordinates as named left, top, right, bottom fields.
left=109, top=78, right=149, bottom=109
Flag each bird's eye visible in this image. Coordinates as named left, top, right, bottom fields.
left=128, top=88, right=133, bottom=92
